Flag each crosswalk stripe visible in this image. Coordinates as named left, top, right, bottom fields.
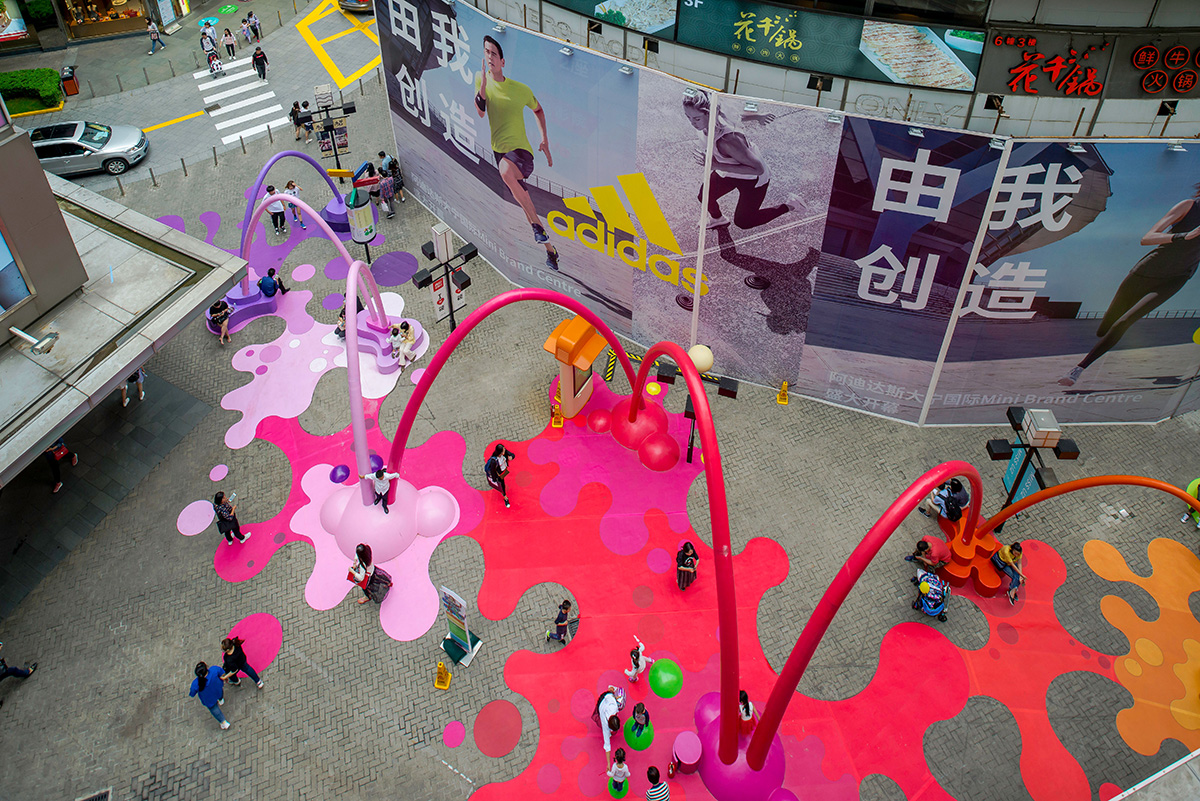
left=192, top=59, right=253, bottom=79
left=220, top=117, right=290, bottom=145
left=202, top=81, right=263, bottom=105
left=200, top=69, right=258, bottom=90
left=213, top=105, right=284, bottom=131
left=208, top=92, right=276, bottom=117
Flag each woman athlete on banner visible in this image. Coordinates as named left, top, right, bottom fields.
left=1060, top=182, right=1200, bottom=387
left=682, top=90, right=803, bottom=232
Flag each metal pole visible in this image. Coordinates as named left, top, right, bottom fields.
left=278, top=9, right=283, bottom=26
left=116, top=175, right=125, bottom=196
left=169, top=59, right=175, bottom=77
left=149, top=167, right=157, bottom=187
left=213, top=146, right=218, bottom=166
left=181, top=157, right=188, bottom=177
left=359, top=77, right=364, bottom=96
left=240, top=135, right=247, bottom=154
left=446, top=262, right=457, bottom=333
left=267, top=123, right=273, bottom=144
left=143, top=66, right=150, bottom=85
left=116, top=74, right=123, bottom=92
left=376, top=66, right=381, bottom=85
left=364, top=240, right=371, bottom=264
left=88, top=80, right=95, bottom=97
left=995, top=445, right=1037, bottom=535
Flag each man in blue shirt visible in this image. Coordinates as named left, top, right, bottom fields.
left=257, top=267, right=289, bottom=298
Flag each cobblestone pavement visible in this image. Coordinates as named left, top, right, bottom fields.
left=2, top=58, right=1200, bottom=801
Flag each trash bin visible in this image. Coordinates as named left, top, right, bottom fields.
left=61, top=66, right=79, bottom=97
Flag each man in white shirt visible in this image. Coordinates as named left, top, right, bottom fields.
left=264, top=185, right=287, bottom=235
left=594, top=685, right=622, bottom=768
left=359, top=468, right=400, bottom=514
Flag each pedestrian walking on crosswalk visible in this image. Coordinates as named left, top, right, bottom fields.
left=221, top=28, right=237, bottom=60
left=251, top=46, right=268, bottom=82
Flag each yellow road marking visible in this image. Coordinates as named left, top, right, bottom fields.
left=143, top=110, right=206, bottom=132
left=298, top=0, right=381, bottom=89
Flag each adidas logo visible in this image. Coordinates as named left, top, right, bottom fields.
left=547, top=173, right=709, bottom=296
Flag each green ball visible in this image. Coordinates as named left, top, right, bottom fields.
left=622, top=717, right=655, bottom=751
left=608, top=778, right=630, bottom=799
left=648, top=658, right=683, bottom=699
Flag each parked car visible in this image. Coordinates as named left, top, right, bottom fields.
left=29, top=121, right=149, bottom=176
left=338, top=0, right=373, bottom=12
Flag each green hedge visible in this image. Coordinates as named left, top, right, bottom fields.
left=0, top=68, right=63, bottom=108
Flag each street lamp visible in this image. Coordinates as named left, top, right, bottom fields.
left=298, top=87, right=356, bottom=183
left=413, top=240, right=476, bottom=332
left=985, top=406, right=1079, bottom=534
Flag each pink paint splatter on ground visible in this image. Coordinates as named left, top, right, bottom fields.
left=209, top=464, right=228, bottom=481
left=291, top=263, right=316, bottom=282
left=443, top=720, right=466, bottom=748
left=225, top=613, right=283, bottom=674
left=177, top=500, right=215, bottom=536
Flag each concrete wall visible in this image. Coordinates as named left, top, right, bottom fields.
left=0, top=130, right=88, bottom=341
left=471, top=0, right=1200, bottom=139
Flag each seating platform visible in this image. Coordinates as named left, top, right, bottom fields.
left=206, top=281, right=278, bottom=335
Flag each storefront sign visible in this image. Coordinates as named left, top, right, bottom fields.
left=676, top=1, right=981, bottom=91
left=317, top=116, right=349, bottom=158
left=978, top=31, right=1112, bottom=98
left=1125, top=40, right=1198, bottom=96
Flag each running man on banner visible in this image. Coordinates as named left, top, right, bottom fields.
left=473, top=35, right=560, bottom=271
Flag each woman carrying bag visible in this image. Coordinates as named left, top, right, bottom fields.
left=347, top=543, right=393, bottom=605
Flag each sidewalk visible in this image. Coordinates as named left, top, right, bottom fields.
left=0, top=0, right=316, bottom=100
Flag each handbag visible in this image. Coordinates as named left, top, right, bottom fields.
left=347, top=563, right=369, bottom=588
left=52, top=445, right=69, bottom=461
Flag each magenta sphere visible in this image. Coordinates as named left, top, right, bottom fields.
left=693, top=692, right=786, bottom=801
left=588, top=408, right=613, bottom=433
left=610, top=397, right=668, bottom=451
left=638, top=431, right=680, bottom=471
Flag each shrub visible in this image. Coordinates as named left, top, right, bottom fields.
left=0, top=68, right=62, bottom=107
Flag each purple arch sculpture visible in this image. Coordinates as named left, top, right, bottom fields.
left=238, top=149, right=345, bottom=265
left=243, top=193, right=386, bottom=504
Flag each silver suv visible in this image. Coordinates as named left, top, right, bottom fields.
left=30, top=121, right=149, bottom=176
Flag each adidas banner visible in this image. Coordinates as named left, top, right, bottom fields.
left=377, top=0, right=1200, bottom=425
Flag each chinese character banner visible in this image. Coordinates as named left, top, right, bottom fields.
left=675, top=1, right=981, bottom=92
left=929, top=140, right=1200, bottom=424
left=632, top=82, right=842, bottom=387
left=377, top=0, right=641, bottom=334
left=795, top=117, right=1005, bottom=423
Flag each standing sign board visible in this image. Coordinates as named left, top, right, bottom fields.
left=348, top=194, right=375, bottom=245
left=1002, top=433, right=1041, bottom=505
left=317, top=117, right=350, bottom=159
left=429, top=274, right=466, bottom=322
left=439, top=586, right=482, bottom=666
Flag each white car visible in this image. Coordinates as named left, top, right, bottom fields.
left=30, top=121, right=149, bottom=176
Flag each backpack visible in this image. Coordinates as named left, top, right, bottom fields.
left=941, top=494, right=962, bottom=522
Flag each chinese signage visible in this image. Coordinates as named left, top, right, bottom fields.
left=1127, top=41, right=1198, bottom=96
left=317, top=116, right=349, bottom=158
left=675, top=1, right=981, bottom=91
left=979, top=32, right=1112, bottom=98
left=429, top=273, right=465, bottom=322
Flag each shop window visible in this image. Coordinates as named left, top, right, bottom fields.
left=869, top=0, right=988, bottom=26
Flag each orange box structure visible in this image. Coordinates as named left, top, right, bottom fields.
left=543, top=315, right=608, bottom=419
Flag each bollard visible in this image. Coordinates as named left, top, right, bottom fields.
left=181, top=157, right=188, bottom=177
left=267, top=123, right=273, bottom=144
left=169, top=59, right=175, bottom=77
left=339, top=90, right=344, bottom=107
left=116, top=74, right=123, bottom=92
left=376, top=66, right=381, bottom=85
left=213, top=146, right=218, bottom=166
left=240, top=135, right=246, bottom=154
left=277, top=9, right=282, bottom=26
left=144, top=66, right=151, bottom=85
left=292, top=0, right=296, bottom=11
left=149, top=167, right=158, bottom=187
left=359, top=77, right=364, bottom=96
left=88, top=79, right=95, bottom=98
left=116, top=175, right=125, bottom=196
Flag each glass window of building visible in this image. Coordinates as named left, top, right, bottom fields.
left=868, top=0, right=989, bottom=26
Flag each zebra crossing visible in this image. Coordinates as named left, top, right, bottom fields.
left=194, top=58, right=290, bottom=146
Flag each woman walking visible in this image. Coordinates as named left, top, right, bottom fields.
left=189, top=661, right=230, bottom=729
left=676, top=541, right=698, bottom=591
left=1060, top=183, right=1200, bottom=387
left=485, top=443, right=516, bottom=508
left=210, top=299, right=233, bottom=345
left=682, top=89, right=799, bottom=231
left=738, top=689, right=756, bottom=735
left=290, top=102, right=304, bottom=141
left=220, top=636, right=264, bottom=689
left=247, top=11, right=262, bottom=41
left=379, top=165, right=397, bottom=219
left=221, top=28, right=237, bottom=60
left=213, top=491, right=250, bottom=545
left=348, top=543, right=393, bottom=605
left=283, top=180, right=306, bottom=229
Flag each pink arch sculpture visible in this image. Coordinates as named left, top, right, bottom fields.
left=243, top=192, right=387, bottom=504
left=746, top=460, right=984, bottom=770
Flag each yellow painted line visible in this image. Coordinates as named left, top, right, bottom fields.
left=11, top=99, right=66, bottom=118
left=143, top=110, right=206, bottom=132
left=298, top=0, right=381, bottom=89
left=316, top=26, right=365, bottom=45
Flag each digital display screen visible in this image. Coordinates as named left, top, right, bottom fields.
left=0, top=223, right=33, bottom=317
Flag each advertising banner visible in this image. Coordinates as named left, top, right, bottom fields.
left=977, top=30, right=1113, bottom=99
left=675, top=1, right=982, bottom=92
left=928, top=140, right=1200, bottom=424
left=794, top=118, right=1005, bottom=423
left=633, top=77, right=841, bottom=386
left=548, top=0, right=676, bottom=38
left=379, top=0, right=641, bottom=336
left=430, top=272, right=466, bottom=322
left=317, top=117, right=350, bottom=158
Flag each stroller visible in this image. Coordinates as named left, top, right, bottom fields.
left=207, top=51, right=225, bottom=77
left=912, top=568, right=949, bottom=622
